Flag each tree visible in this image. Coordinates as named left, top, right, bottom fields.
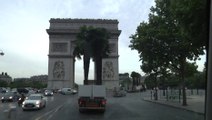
left=89, top=28, right=110, bottom=85
left=129, top=0, right=207, bottom=106
left=0, top=80, right=8, bottom=87
left=130, top=71, right=141, bottom=87
left=75, top=26, right=110, bottom=85
left=144, top=74, right=157, bottom=89
left=119, top=73, right=131, bottom=89
left=74, top=26, right=92, bottom=85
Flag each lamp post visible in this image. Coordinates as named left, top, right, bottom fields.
left=0, top=50, right=4, bottom=56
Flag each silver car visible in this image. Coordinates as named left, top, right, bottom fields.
left=1, top=92, right=19, bottom=102
left=22, top=94, right=46, bottom=111
left=44, top=90, right=53, bottom=96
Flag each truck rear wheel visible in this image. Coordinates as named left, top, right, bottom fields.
left=100, top=109, right=105, bottom=113
left=79, top=109, right=84, bottom=113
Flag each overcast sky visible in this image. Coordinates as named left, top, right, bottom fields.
left=0, top=0, right=205, bottom=84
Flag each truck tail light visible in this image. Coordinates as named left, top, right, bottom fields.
left=101, top=100, right=106, bottom=105
left=79, top=99, right=84, bottom=105
left=79, top=101, right=83, bottom=105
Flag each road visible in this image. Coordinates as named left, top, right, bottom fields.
left=0, top=92, right=204, bottom=120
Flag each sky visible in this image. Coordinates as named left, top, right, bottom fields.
left=0, top=0, right=206, bottom=84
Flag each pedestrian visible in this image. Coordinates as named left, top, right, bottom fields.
left=18, top=94, right=25, bottom=106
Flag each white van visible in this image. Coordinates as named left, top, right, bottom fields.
left=61, top=88, right=72, bottom=95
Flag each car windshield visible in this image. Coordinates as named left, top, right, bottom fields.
left=45, top=90, right=52, bottom=92
left=4, top=92, right=13, bottom=96
left=28, top=96, right=41, bottom=100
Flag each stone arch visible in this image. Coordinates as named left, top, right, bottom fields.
left=46, top=18, right=121, bottom=89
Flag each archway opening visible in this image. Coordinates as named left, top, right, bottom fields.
left=74, top=59, right=94, bottom=85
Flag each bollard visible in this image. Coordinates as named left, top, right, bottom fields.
left=150, top=90, right=152, bottom=100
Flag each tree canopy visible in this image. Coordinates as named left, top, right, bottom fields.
left=129, top=0, right=207, bottom=105
left=75, top=26, right=110, bottom=85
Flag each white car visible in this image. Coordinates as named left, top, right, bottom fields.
left=22, top=94, right=46, bottom=111
left=61, top=88, right=72, bottom=95
left=61, top=88, right=77, bottom=95
left=44, top=90, right=54, bottom=96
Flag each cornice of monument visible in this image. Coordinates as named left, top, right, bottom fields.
left=49, top=18, right=119, bottom=24
left=103, top=55, right=119, bottom=58
left=48, top=54, right=74, bottom=58
left=46, top=29, right=121, bottom=35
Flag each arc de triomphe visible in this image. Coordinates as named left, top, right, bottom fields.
left=46, top=18, right=121, bottom=89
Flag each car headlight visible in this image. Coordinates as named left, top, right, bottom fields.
left=51, top=92, right=53, bottom=95
left=36, top=101, right=40, bottom=105
left=9, top=96, right=13, bottom=99
left=1, top=97, right=4, bottom=99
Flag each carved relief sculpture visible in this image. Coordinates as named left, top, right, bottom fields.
left=103, top=61, right=114, bottom=80
left=51, top=43, right=68, bottom=52
left=53, top=61, right=65, bottom=79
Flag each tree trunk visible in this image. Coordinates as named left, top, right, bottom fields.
left=83, top=41, right=91, bottom=85
left=154, top=89, right=158, bottom=100
left=197, top=88, right=199, bottom=95
left=180, top=57, right=187, bottom=106
left=95, top=56, right=102, bottom=85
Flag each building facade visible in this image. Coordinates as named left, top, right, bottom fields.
left=0, top=72, right=12, bottom=84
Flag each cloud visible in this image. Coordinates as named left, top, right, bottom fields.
left=0, top=0, right=157, bottom=84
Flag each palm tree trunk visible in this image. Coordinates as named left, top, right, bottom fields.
left=95, top=56, right=102, bottom=85
left=83, top=41, right=91, bottom=85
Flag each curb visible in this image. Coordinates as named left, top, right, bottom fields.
left=142, top=98, right=204, bottom=115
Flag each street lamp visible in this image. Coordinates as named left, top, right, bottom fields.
left=0, top=50, right=4, bottom=56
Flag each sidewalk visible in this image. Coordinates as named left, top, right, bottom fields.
left=143, top=93, right=205, bottom=115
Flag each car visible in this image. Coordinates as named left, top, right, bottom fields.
left=1, top=92, right=20, bottom=102
left=61, top=88, right=77, bottom=95
left=0, top=87, right=7, bottom=93
left=22, top=94, right=46, bottom=111
left=44, top=90, right=53, bottom=96
left=113, top=87, right=127, bottom=97
left=17, top=88, right=29, bottom=94
left=61, top=88, right=72, bottom=95
left=72, top=89, right=78, bottom=94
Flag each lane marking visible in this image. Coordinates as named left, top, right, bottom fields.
left=46, top=104, right=63, bottom=120
left=34, top=104, right=64, bottom=120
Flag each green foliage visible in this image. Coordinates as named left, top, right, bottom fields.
left=170, top=0, right=207, bottom=58
left=144, top=74, right=157, bottom=89
left=129, top=0, right=206, bottom=75
left=75, top=26, right=110, bottom=60
left=186, top=71, right=206, bottom=89
left=0, top=80, right=8, bottom=87
left=129, top=0, right=206, bottom=105
left=75, top=26, right=110, bottom=85
left=9, top=81, right=47, bottom=89
left=130, top=71, right=141, bottom=86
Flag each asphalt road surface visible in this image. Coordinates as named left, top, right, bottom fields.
left=0, top=92, right=204, bottom=120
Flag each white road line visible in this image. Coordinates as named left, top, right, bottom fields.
left=46, top=104, right=63, bottom=120
left=34, top=104, right=64, bottom=120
